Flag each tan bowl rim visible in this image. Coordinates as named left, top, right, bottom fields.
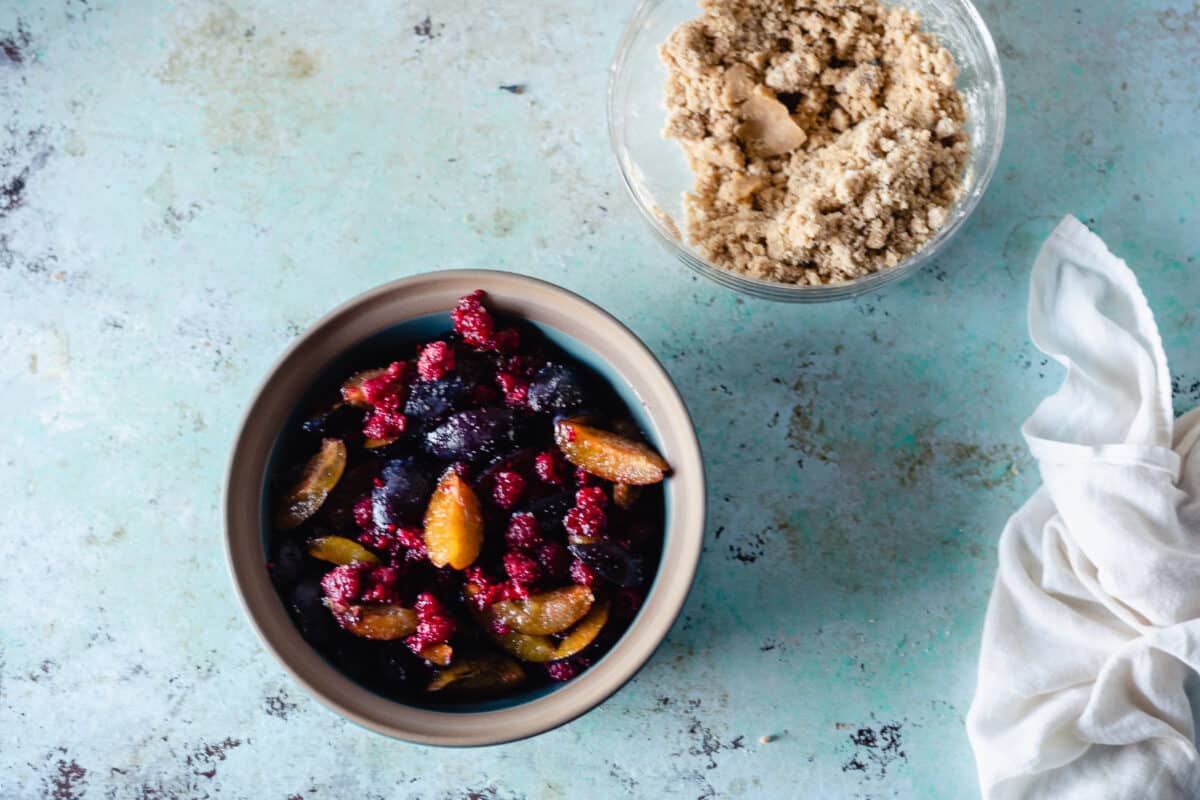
left=223, top=269, right=706, bottom=745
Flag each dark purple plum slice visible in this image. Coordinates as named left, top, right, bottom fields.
left=423, top=407, right=524, bottom=462
left=568, top=541, right=644, bottom=587
left=372, top=458, right=432, bottom=528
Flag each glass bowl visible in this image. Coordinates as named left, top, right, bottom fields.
left=608, top=0, right=1006, bottom=302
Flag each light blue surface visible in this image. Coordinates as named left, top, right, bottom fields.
left=2, top=1, right=1199, bottom=798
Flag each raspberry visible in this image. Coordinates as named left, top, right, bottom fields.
left=488, top=617, right=511, bottom=636
left=464, top=567, right=504, bottom=610
left=320, top=563, right=370, bottom=604
left=564, top=504, right=607, bottom=541
left=534, top=451, right=567, bottom=486
left=394, top=526, right=425, bottom=550
left=406, top=592, right=456, bottom=653
left=546, top=660, right=583, bottom=682
left=492, top=471, right=527, bottom=509
left=575, top=486, right=607, bottom=509
left=363, top=408, right=406, bottom=440
left=357, top=526, right=426, bottom=560
left=536, top=541, right=571, bottom=581
left=574, top=467, right=595, bottom=485
left=500, top=579, right=530, bottom=601
left=493, top=328, right=520, bottom=353
left=451, top=290, right=495, bottom=348
left=505, top=512, right=542, bottom=550
left=496, top=372, right=528, bottom=406
left=360, top=565, right=401, bottom=604
left=360, top=361, right=408, bottom=410
left=352, top=495, right=374, bottom=529
left=504, top=550, right=542, bottom=585
left=569, top=558, right=595, bottom=586
left=504, top=355, right=535, bottom=377
left=416, top=341, right=455, bottom=382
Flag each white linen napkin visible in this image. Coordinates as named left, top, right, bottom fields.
left=966, top=215, right=1200, bottom=799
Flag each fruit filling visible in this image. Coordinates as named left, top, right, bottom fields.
left=269, top=290, right=670, bottom=701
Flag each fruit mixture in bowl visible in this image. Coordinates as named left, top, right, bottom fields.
left=267, top=291, right=671, bottom=702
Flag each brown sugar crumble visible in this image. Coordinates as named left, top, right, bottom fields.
left=660, top=0, right=969, bottom=285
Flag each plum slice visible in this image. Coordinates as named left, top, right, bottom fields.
left=426, top=653, right=525, bottom=693
left=423, top=467, right=484, bottom=570
left=554, top=420, right=668, bottom=485
left=276, top=438, right=347, bottom=530
left=568, top=541, right=644, bottom=587
left=483, top=585, right=594, bottom=636
left=307, top=536, right=380, bottom=566
left=424, top=407, right=523, bottom=462
left=489, top=598, right=610, bottom=663
left=324, top=600, right=417, bottom=641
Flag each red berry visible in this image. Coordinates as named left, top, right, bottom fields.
left=406, top=592, right=456, bottom=653
left=505, top=512, right=542, bottom=550
left=504, top=550, right=542, bottom=585
left=488, top=617, right=511, bottom=636
left=320, top=563, right=370, bottom=604
left=352, top=495, right=374, bottom=529
left=496, top=372, right=529, bottom=406
left=569, top=558, right=595, bottom=586
left=493, top=328, right=520, bottom=353
left=360, top=565, right=401, bottom=603
left=534, top=451, right=567, bottom=486
left=536, top=541, right=571, bottom=581
left=575, top=486, right=607, bottom=509
left=464, top=567, right=499, bottom=610
left=395, top=527, right=425, bottom=550
left=564, top=504, right=607, bottom=540
left=500, top=579, right=530, bottom=601
left=360, top=361, right=408, bottom=410
left=574, top=467, right=594, bottom=485
left=416, top=341, right=455, bottom=382
left=546, top=660, right=583, bottom=682
left=363, top=408, right=406, bottom=440
left=451, top=290, right=495, bottom=348
left=492, top=471, right=527, bottom=509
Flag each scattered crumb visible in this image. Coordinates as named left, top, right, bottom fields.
left=660, top=0, right=969, bottom=284
left=499, top=84, right=526, bottom=94
left=759, top=734, right=776, bottom=744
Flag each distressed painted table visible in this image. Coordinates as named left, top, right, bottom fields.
left=3, top=0, right=1199, bottom=797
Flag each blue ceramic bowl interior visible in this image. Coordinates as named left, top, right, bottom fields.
left=261, top=314, right=671, bottom=712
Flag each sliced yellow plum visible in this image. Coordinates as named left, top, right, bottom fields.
left=423, top=467, right=484, bottom=570
left=324, top=600, right=417, bottom=641
left=307, top=536, right=380, bottom=566
left=426, top=653, right=525, bottom=693
left=275, top=438, right=347, bottom=530
left=340, top=367, right=387, bottom=407
left=554, top=420, right=668, bottom=485
left=417, top=643, right=453, bottom=667
left=484, top=586, right=594, bottom=636
left=490, top=598, right=611, bottom=663
left=554, top=598, right=610, bottom=659
left=489, top=630, right=558, bottom=663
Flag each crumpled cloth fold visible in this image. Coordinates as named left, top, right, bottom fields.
left=967, top=215, right=1200, bottom=799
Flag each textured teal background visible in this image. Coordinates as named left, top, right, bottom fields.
left=2, top=1, right=1199, bottom=798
